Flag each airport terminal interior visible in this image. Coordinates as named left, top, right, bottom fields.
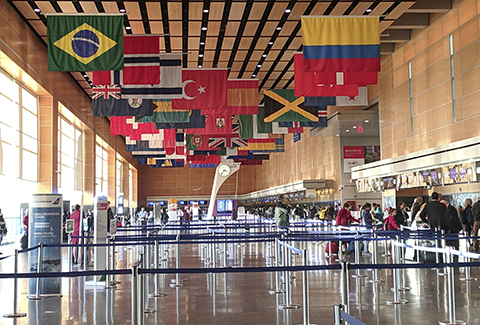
left=3, top=0, right=480, bottom=324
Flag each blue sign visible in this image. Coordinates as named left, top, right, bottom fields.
left=294, top=133, right=301, bottom=142
left=29, top=194, right=63, bottom=296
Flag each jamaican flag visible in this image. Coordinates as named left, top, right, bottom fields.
left=263, top=89, right=318, bottom=123
left=47, top=15, right=124, bottom=71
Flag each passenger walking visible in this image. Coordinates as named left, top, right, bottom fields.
left=70, top=204, right=84, bottom=265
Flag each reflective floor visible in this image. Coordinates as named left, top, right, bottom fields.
left=1, top=231, right=480, bottom=325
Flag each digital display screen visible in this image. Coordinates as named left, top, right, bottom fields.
left=159, top=201, right=166, bottom=206
left=189, top=200, right=195, bottom=205
left=449, top=168, right=457, bottom=179
left=216, top=199, right=233, bottom=212
left=178, top=201, right=185, bottom=205
left=116, top=206, right=124, bottom=215
left=430, top=171, right=437, bottom=179
left=147, top=201, right=154, bottom=206
left=118, top=196, right=124, bottom=205
left=199, top=200, right=206, bottom=205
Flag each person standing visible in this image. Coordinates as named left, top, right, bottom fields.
left=419, top=192, right=449, bottom=231
left=411, top=197, right=424, bottom=223
left=361, top=203, right=373, bottom=255
left=441, top=199, right=462, bottom=250
left=69, top=204, right=83, bottom=265
left=395, top=201, right=408, bottom=227
left=275, top=194, right=291, bottom=230
left=335, top=202, right=360, bottom=227
left=325, top=204, right=335, bottom=221
left=107, top=201, right=114, bottom=232
left=0, top=209, right=6, bottom=254
left=470, top=197, right=480, bottom=251
left=460, top=199, right=473, bottom=247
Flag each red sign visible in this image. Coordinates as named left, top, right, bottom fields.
left=97, top=203, right=108, bottom=211
left=343, top=146, right=365, bottom=159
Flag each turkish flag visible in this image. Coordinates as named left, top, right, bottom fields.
left=172, top=69, right=228, bottom=111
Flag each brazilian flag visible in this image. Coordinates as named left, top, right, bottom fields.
left=47, top=15, right=124, bottom=72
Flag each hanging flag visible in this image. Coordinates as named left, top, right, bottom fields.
left=279, top=109, right=327, bottom=128
left=163, top=130, right=185, bottom=156
left=155, top=110, right=206, bottom=129
left=304, top=87, right=368, bottom=106
left=244, top=137, right=285, bottom=153
left=222, top=79, right=259, bottom=115
left=136, top=100, right=190, bottom=123
left=172, top=69, right=228, bottom=111
left=120, top=53, right=183, bottom=99
left=110, top=116, right=158, bottom=139
left=301, top=16, right=380, bottom=73
left=185, top=113, right=232, bottom=135
left=315, top=72, right=377, bottom=86
left=294, top=54, right=359, bottom=97
left=47, top=15, right=123, bottom=71
left=189, top=163, right=218, bottom=168
left=150, top=159, right=185, bottom=168
left=92, top=85, right=154, bottom=117
left=92, top=35, right=160, bottom=85
left=239, top=113, right=269, bottom=139
left=264, top=89, right=318, bottom=123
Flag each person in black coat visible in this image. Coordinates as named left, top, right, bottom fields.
left=395, top=201, right=408, bottom=227
left=419, top=192, right=449, bottom=231
left=441, top=199, right=462, bottom=250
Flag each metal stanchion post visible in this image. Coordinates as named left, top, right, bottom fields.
left=439, top=248, right=465, bottom=325
left=105, top=238, right=115, bottom=289
left=111, top=235, right=120, bottom=285
left=150, top=239, right=167, bottom=297
left=3, top=249, right=27, bottom=318
left=170, top=234, right=185, bottom=287
left=340, top=261, right=350, bottom=314
left=352, top=229, right=367, bottom=279
left=302, top=249, right=315, bottom=325
left=131, top=265, right=138, bottom=325
left=68, top=234, right=72, bottom=272
left=370, top=231, right=385, bottom=283
left=460, top=255, right=477, bottom=281
left=29, top=242, right=44, bottom=301
left=269, top=238, right=283, bottom=295
left=138, top=265, right=146, bottom=324
left=278, top=242, right=299, bottom=310
left=386, top=241, right=408, bottom=305
left=383, top=235, right=391, bottom=257
left=333, top=305, right=342, bottom=325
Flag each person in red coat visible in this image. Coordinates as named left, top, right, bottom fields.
left=335, top=202, right=360, bottom=227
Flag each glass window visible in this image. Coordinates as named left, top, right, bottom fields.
left=23, top=134, right=37, bottom=153
left=57, top=113, right=83, bottom=190
left=22, top=109, right=37, bottom=139
left=22, top=150, right=37, bottom=181
left=22, top=89, right=37, bottom=114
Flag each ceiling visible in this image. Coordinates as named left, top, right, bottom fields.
left=9, top=0, right=452, bottom=100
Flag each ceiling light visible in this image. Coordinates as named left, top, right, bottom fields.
left=251, top=74, right=256, bottom=78
left=200, top=42, right=205, bottom=45
left=83, top=74, right=88, bottom=78
left=119, top=9, right=126, bottom=13
left=365, top=8, right=372, bottom=13
left=125, top=26, right=131, bottom=30
left=203, top=9, right=209, bottom=13
left=276, top=26, right=282, bottom=31
left=201, top=27, right=207, bottom=31
left=352, top=126, right=357, bottom=129
left=284, top=9, right=291, bottom=14
left=262, top=54, right=267, bottom=58
left=268, top=41, right=274, bottom=45
left=336, top=134, right=339, bottom=137
left=199, top=54, right=204, bottom=58
left=257, top=64, right=262, bottom=68
left=33, top=8, right=41, bottom=13
left=346, top=129, right=349, bottom=132
left=365, top=119, right=369, bottom=123
left=198, top=65, right=203, bottom=68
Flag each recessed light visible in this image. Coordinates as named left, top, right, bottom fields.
left=262, top=54, right=267, bottom=58
left=257, top=64, right=262, bottom=68
left=352, top=126, right=357, bottom=129
left=346, top=129, right=349, bottom=132
left=200, top=42, right=205, bottom=45
left=284, top=9, right=291, bottom=14
left=198, top=65, right=203, bottom=68
left=365, top=8, right=372, bottom=13
left=199, top=54, right=204, bottom=58
left=83, top=74, right=88, bottom=78
left=119, top=8, right=126, bottom=13
left=276, top=26, right=282, bottom=31
left=125, top=26, right=131, bottom=30
left=201, top=27, right=207, bottom=31
left=365, top=119, right=369, bottom=123
left=336, top=134, right=339, bottom=137
left=34, top=8, right=41, bottom=13
left=251, top=74, right=256, bottom=78
left=268, top=41, right=274, bottom=45
left=203, top=9, right=209, bottom=13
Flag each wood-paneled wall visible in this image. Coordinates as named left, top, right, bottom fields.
left=377, top=0, right=480, bottom=159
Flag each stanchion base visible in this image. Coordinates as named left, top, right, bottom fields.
left=278, top=304, right=300, bottom=310
left=269, top=289, right=284, bottom=295
left=112, top=280, right=121, bottom=285
left=104, top=285, right=116, bottom=290
left=399, top=287, right=410, bottom=292
left=169, top=283, right=185, bottom=288
left=170, top=279, right=186, bottom=284
left=352, top=274, right=368, bottom=279
left=3, top=313, right=27, bottom=318
left=28, top=297, right=44, bottom=301
left=369, top=278, right=385, bottom=283
left=149, top=293, right=167, bottom=298
left=386, top=299, right=408, bottom=305
left=382, top=254, right=392, bottom=257
left=438, top=321, right=466, bottom=325
left=459, top=277, right=477, bottom=281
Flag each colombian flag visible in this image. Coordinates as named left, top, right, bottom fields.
left=301, top=17, right=380, bottom=73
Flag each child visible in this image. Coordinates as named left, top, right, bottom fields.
left=384, top=208, right=400, bottom=231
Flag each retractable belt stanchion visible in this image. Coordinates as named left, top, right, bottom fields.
left=30, top=242, right=44, bottom=301
left=150, top=238, right=167, bottom=297
left=111, top=235, right=120, bottom=285
left=269, top=238, right=283, bottom=295
left=105, top=238, right=115, bottom=289
left=301, top=249, right=315, bottom=325
left=170, top=234, right=185, bottom=287
left=68, top=234, right=72, bottom=272
left=386, top=240, right=407, bottom=305
left=131, top=265, right=138, bottom=325
left=352, top=228, right=367, bottom=279
left=278, top=240, right=300, bottom=310
left=439, top=247, right=465, bottom=325
left=3, top=249, right=27, bottom=318
left=333, top=305, right=342, bottom=325
left=340, top=261, right=350, bottom=314
left=370, top=230, right=385, bottom=283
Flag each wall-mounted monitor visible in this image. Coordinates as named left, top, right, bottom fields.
left=147, top=201, right=154, bottom=206
left=178, top=200, right=185, bottom=205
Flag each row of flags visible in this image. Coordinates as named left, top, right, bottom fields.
left=46, top=14, right=380, bottom=168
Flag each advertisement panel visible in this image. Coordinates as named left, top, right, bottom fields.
left=28, top=194, right=63, bottom=296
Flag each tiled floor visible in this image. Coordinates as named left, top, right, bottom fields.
left=0, top=227, right=479, bottom=324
